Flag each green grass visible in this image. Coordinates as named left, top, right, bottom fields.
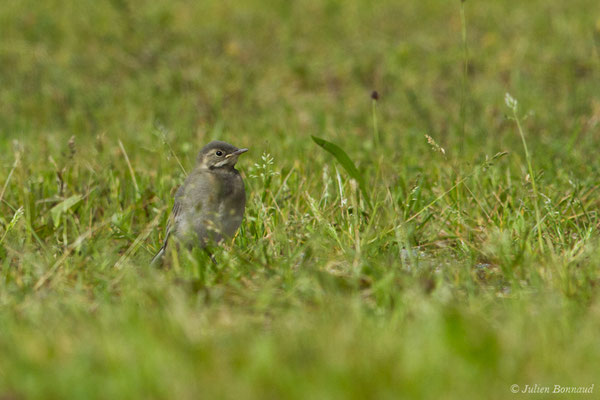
left=1, top=0, right=600, bottom=398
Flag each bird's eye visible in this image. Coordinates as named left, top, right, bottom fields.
left=215, top=150, right=223, bottom=156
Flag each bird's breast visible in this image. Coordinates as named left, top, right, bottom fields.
left=217, top=173, right=245, bottom=236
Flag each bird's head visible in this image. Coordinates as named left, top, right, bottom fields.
left=197, top=141, right=248, bottom=170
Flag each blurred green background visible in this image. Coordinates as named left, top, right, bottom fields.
left=1, top=0, right=600, bottom=399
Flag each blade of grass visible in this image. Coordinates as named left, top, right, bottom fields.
left=0, top=151, right=20, bottom=206
left=33, top=218, right=111, bottom=291
left=459, top=0, right=469, bottom=151
left=118, top=139, right=140, bottom=195
left=311, top=135, right=372, bottom=209
left=506, top=93, right=544, bottom=251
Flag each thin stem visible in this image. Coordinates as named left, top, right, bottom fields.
left=459, top=0, right=468, bottom=151
left=513, top=110, right=544, bottom=251
left=0, top=152, right=20, bottom=206
left=372, top=99, right=380, bottom=147
left=118, top=139, right=140, bottom=194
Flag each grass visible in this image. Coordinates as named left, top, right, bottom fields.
left=1, top=0, right=600, bottom=398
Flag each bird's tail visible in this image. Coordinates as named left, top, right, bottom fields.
left=151, top=244, right=166, bottom=266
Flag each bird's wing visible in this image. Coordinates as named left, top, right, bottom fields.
left=151, top=186, right=184, bottom=264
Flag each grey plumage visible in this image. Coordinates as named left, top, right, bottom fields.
left=152, top=141, right=247, bottom=265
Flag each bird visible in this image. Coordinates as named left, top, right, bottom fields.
left=152, top=141, right=248, bottom=265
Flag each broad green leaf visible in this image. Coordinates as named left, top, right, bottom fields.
left=50, top=195, right=82, bottom=228
left=311, top=135, right=372, bottom=209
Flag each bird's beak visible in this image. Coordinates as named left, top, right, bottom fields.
left=226, top=148, right=249, bottom=158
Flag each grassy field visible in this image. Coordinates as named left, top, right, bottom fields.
left=1, top=0, right=600, bottom=398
